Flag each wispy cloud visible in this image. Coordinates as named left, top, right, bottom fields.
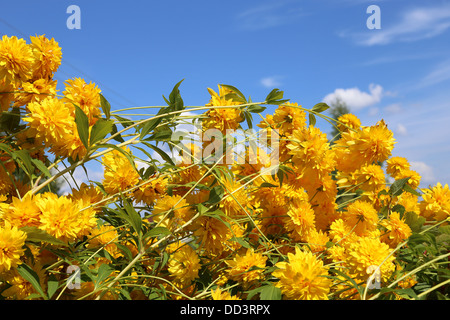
left=417, top=59, right=450, bottom=88
left=260, top=76, right=283, bottom=88
left=343, top=4, right=450, bottom=46
left=323, top=83, right=383, bottom=110
left=236, top=1, right=305, bottom=31
left=410, top=161, right=436, bottom=184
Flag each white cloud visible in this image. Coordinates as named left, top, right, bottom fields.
left=384, top=103, right=402, bottom=114
left=323, top=83, right=383, bottom=110
left=260, top=76, right=283, bottom=88
left=345, top=4, right=450, bottom=46
left=418, top=59, right=450, bottom=88
left=395, top=123, right=408, bottom=136
left=236, top=2, right=305, bottom=31
left=410, top=161, right=436, bottom=184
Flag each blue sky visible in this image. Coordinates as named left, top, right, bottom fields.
left=2, top=0, right=450, bottom=190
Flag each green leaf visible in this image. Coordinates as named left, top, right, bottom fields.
left=144, top=226, right=171, bottom=239
left=122, top=197, right=143, bottom=236
left=47, top=274, right=59, bottom=299
left=20, top=226, right=67, bottom=246
left=140, top=117, right=163, bottom=141
left=168, top=79, right=185, bottom=111
left=311, top=102, right=330, bottom=113
left=404, top=212, right=426, bottom=233
left=247, top=105, right=266, bottom=114
left=31, top=158, right=52, bottom=178
left=90, top=119, right=113, bottom=145
left=260, top=285, right=282, bottom=300
left=219, top=84, right=247, bottom=103
left=95, top=263, right=113, bottom=288
left=389, top=177, right=410, bottom=197
left=110, top=123, right=125, bottom=143
left=74, top=104, right=90, bottom=149
left=207, top=185, right=224, bottom=204
left=403, top=184, right=421, bottom=196
left=16, top=263, right=47, bottom=300
left=13, top=149, right=34, bottom=175
left=265, top=88, right=284, bottom=104
left=99, top=94, right=111, bottom=120
left=230, top=236, right=251, bottom=249
left=309, top=113, right=316, bottom=126
left=144, top=142, right=175, bottom=166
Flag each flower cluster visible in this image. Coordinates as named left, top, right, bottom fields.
left=0, top=35, right=449, bottom=300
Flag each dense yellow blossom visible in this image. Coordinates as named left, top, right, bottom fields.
left=273, top=247, right=331, bottom=300
left=0, top=221, right=27, bottom=273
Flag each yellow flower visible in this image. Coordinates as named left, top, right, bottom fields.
left=88, top=224, right=122, bottom=258
left=0, top=35, right=35, bottom=84
left=272, top=102, right=306, bottom=135
left=347, top=237, right=396, bottom=283
left=0, top=221, right=27, bottom=273
left=225, top=248, right=267, bottom=284
left=0, top=192, right=41, bottom=228
left=380, top=212, right=412, bottom=248
left=193, top=216, right=229, bottom=256
left=0, top=79, right=15, bottom=112
left=304, top=229, right=330, bottom=254
left=202, top=85, right=243, bottom=133
left=334, top=120, right=395, bottom=172
left=14, top=78, right=58, bottom=107
left=211, top=287, right=240, bottom=300
left=168, top=244, right=201, bottom=286
left=1, top=262, right=47, bottom=299
left=29, top=34, right=62, bottom=79
left=152, top=195, right=195, bottom=230
left=342, top=200, right=379, bottom=236
left=219, top=177, right=249, bottom=218
left=23, top=97, right=74, bottom=146
left=63, top=78, right=101, bottom=126
left=102, top=147, right=140, bottom=195
left=37, top=193, right=97, bottom=242
left=273, top=247, right=331, bottom=300
left=69, top=183, right=104, bottom=212
left=419, top=183, right=450, bottom=222
left=286, top=126, right=335, bottom=186
left=386, top=156, right=410, bottom=178
left=284, top=199, right=316, bottom=241
left=133, top=175, right=168, bottom=206
left=337, top=113, right=361, bottom=133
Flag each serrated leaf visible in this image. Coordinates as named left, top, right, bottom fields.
left=389, top=177, right=410, bottom=197
left=74, top=104, right=90, bottom=149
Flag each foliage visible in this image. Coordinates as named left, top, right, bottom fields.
left=0, top=35, right=448, bottom=300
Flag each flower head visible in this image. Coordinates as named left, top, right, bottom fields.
left=273, top=247, right=331, bottom=300
left=0, top=35, right=35, bottom=84
left=225, top=248, right=267, bottom=284
left=0, top=221, right=27, bottom=273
